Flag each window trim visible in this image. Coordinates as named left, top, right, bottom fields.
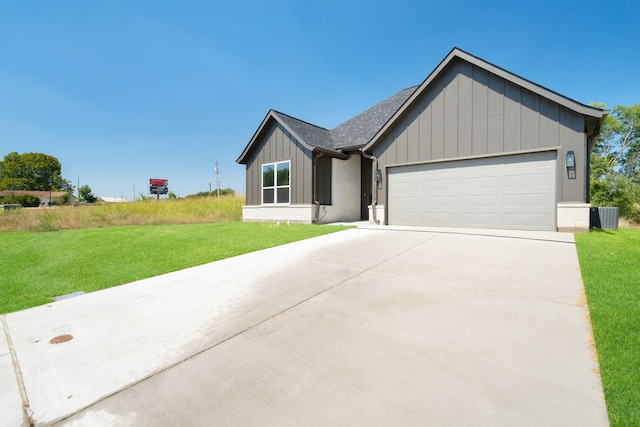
left=261, top=160, right=290, bottom=205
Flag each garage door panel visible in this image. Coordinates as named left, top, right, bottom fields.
left=392, top=181, right=422, bottom=194
left=422, top=195, right=457, bottom=208
left=459, top=194, right=500, bottom=208
left=460, top=212, right=501, bottom=227
left=388, top=152, right=556, bottom=230
left=460, top=175, right=500, bottom=189
left=503, top=193, right=550, bottom=208
left=505, top=174, right=551, bottom=188
left=392, top=196, right=420, bottom=210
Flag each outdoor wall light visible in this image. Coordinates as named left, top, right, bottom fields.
left=566, top=151, right=576, bottom=179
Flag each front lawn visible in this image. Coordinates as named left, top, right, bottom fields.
left=575, top=228, right=640, bottom=426
left=0, top=222, right=348, bottom=314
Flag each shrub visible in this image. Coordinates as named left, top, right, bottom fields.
left=2, top=193, right=41, bottom=207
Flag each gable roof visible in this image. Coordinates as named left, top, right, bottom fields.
left=236, top=87, right=416, bottom=164
left=272, top=111, right=335, bottom=152
left=363, top=47, right=609, bottom=152
left=237, top=47, right=608, bottom=164
left=236, top=110, right=346, bottom=164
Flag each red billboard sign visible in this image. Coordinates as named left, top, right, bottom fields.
left=149, top=178, right=169, bottom=195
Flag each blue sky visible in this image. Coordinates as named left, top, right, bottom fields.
left=1, top=0, right=638, bottom=199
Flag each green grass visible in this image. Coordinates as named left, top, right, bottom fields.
left=576, top=228, right=640, bottom=426
left=0, top=222, right=349, bottom=314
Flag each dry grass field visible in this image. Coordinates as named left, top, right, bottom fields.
left=0, top=196, right=244, bottom=232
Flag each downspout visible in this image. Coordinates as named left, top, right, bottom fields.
left=312, top=151, right=323, bottom=223
left=361, top=152, right=380, bottom=225
left=586, top=135, right=592, bottom=203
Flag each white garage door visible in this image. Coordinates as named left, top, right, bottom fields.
left=388, top=152, right=556, bottom=230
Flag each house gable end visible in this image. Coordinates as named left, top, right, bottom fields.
left=363, top=47, right=608, bottom=153
left=243, top=119, right=314, bottom=206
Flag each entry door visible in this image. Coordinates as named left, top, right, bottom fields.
left=361, top=157, right=372, bottom=220
left=387, top=152, right=556, bottom=230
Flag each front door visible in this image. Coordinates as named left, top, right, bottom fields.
left=360, top=156, right=372, bottom=220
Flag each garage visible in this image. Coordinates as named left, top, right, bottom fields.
left=387, top=151, right=556, bottom=230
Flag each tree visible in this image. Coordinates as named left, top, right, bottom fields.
left=78, top=185, right=97, bottom=203
left=55, top=193, right=73, bottom=205
left=168, top=191, right=177, bottom=199
left=0, top=152, right=73, bottom=191
left=590, top=104, right=640, bottom=221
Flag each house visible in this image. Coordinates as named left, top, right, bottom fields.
left=237, top=48, right=608, bottom=231
left=0, top=190, right=76, bottom=205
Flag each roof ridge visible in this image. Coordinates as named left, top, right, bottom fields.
left=271, top=110, right=330, bottom=132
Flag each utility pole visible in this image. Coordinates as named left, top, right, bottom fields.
left=215, top=160, right=221, bottom=197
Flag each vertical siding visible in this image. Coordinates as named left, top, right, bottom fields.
left=503, top=81, right=521, bottom=152
left=418, top=92, right=432, bottom=162
left=457, top=61, right=473, bottom=157
left=487, top=73, right=504, bottom=152
left=472, top=67, right=488, bottom=155
left=539, top=98, right=559, bottom=146
left=521, top=89, right=540, bottom=150
left=396, top=113, right=409, bottom=164
left=244, top=120, right=312, bottom=206
left=431, top=78, right=445, bottom=160
left=372, top=57, right=592, bottom=206
left=443, top=65, right=458, bottom=158
left=558, top=108, right=585, bottom=202
left=407, top=107, right=420, bottom=162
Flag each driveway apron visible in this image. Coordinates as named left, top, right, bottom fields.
left=1, top=227, right=607, bottom=426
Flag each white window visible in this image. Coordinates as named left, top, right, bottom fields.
left=262, top=161, right=290, bottom=204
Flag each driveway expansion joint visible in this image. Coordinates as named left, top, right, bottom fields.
left=2, top=315, right=34, bottom=426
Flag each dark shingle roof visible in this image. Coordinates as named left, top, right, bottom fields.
left=271, top=111, right=334, bottom=151
left=329, top=86, right=418, bottom=149
left=272, top=85, right=417, bottom=152
left=237, top=85, right=419, bottom=163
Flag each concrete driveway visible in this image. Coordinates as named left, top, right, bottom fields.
left=1, top=226, right=608, bottom=426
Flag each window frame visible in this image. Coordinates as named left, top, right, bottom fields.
left=261, top=160, right=291, bottom=205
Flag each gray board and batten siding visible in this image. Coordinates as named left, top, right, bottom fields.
left=244, top=120, right=313, bottom=206
left=371, top=56, right=589, bottom=209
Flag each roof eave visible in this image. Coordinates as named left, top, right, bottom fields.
left=314, top=147, right=349, bottom=160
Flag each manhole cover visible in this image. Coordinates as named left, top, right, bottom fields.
left=50, top=334, right=73, bottom=344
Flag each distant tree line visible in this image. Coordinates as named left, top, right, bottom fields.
left=590, top=104, right=640, bottom=222
left=186, top=189, right=236, bottom=198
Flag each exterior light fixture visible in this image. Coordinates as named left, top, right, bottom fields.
left=566, top=151, right=576, bottom=179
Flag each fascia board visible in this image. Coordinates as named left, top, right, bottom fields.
left=314, top=147, right=349, bottom=160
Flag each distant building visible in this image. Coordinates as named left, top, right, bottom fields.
left=98, top=197, right=129, bottom=203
